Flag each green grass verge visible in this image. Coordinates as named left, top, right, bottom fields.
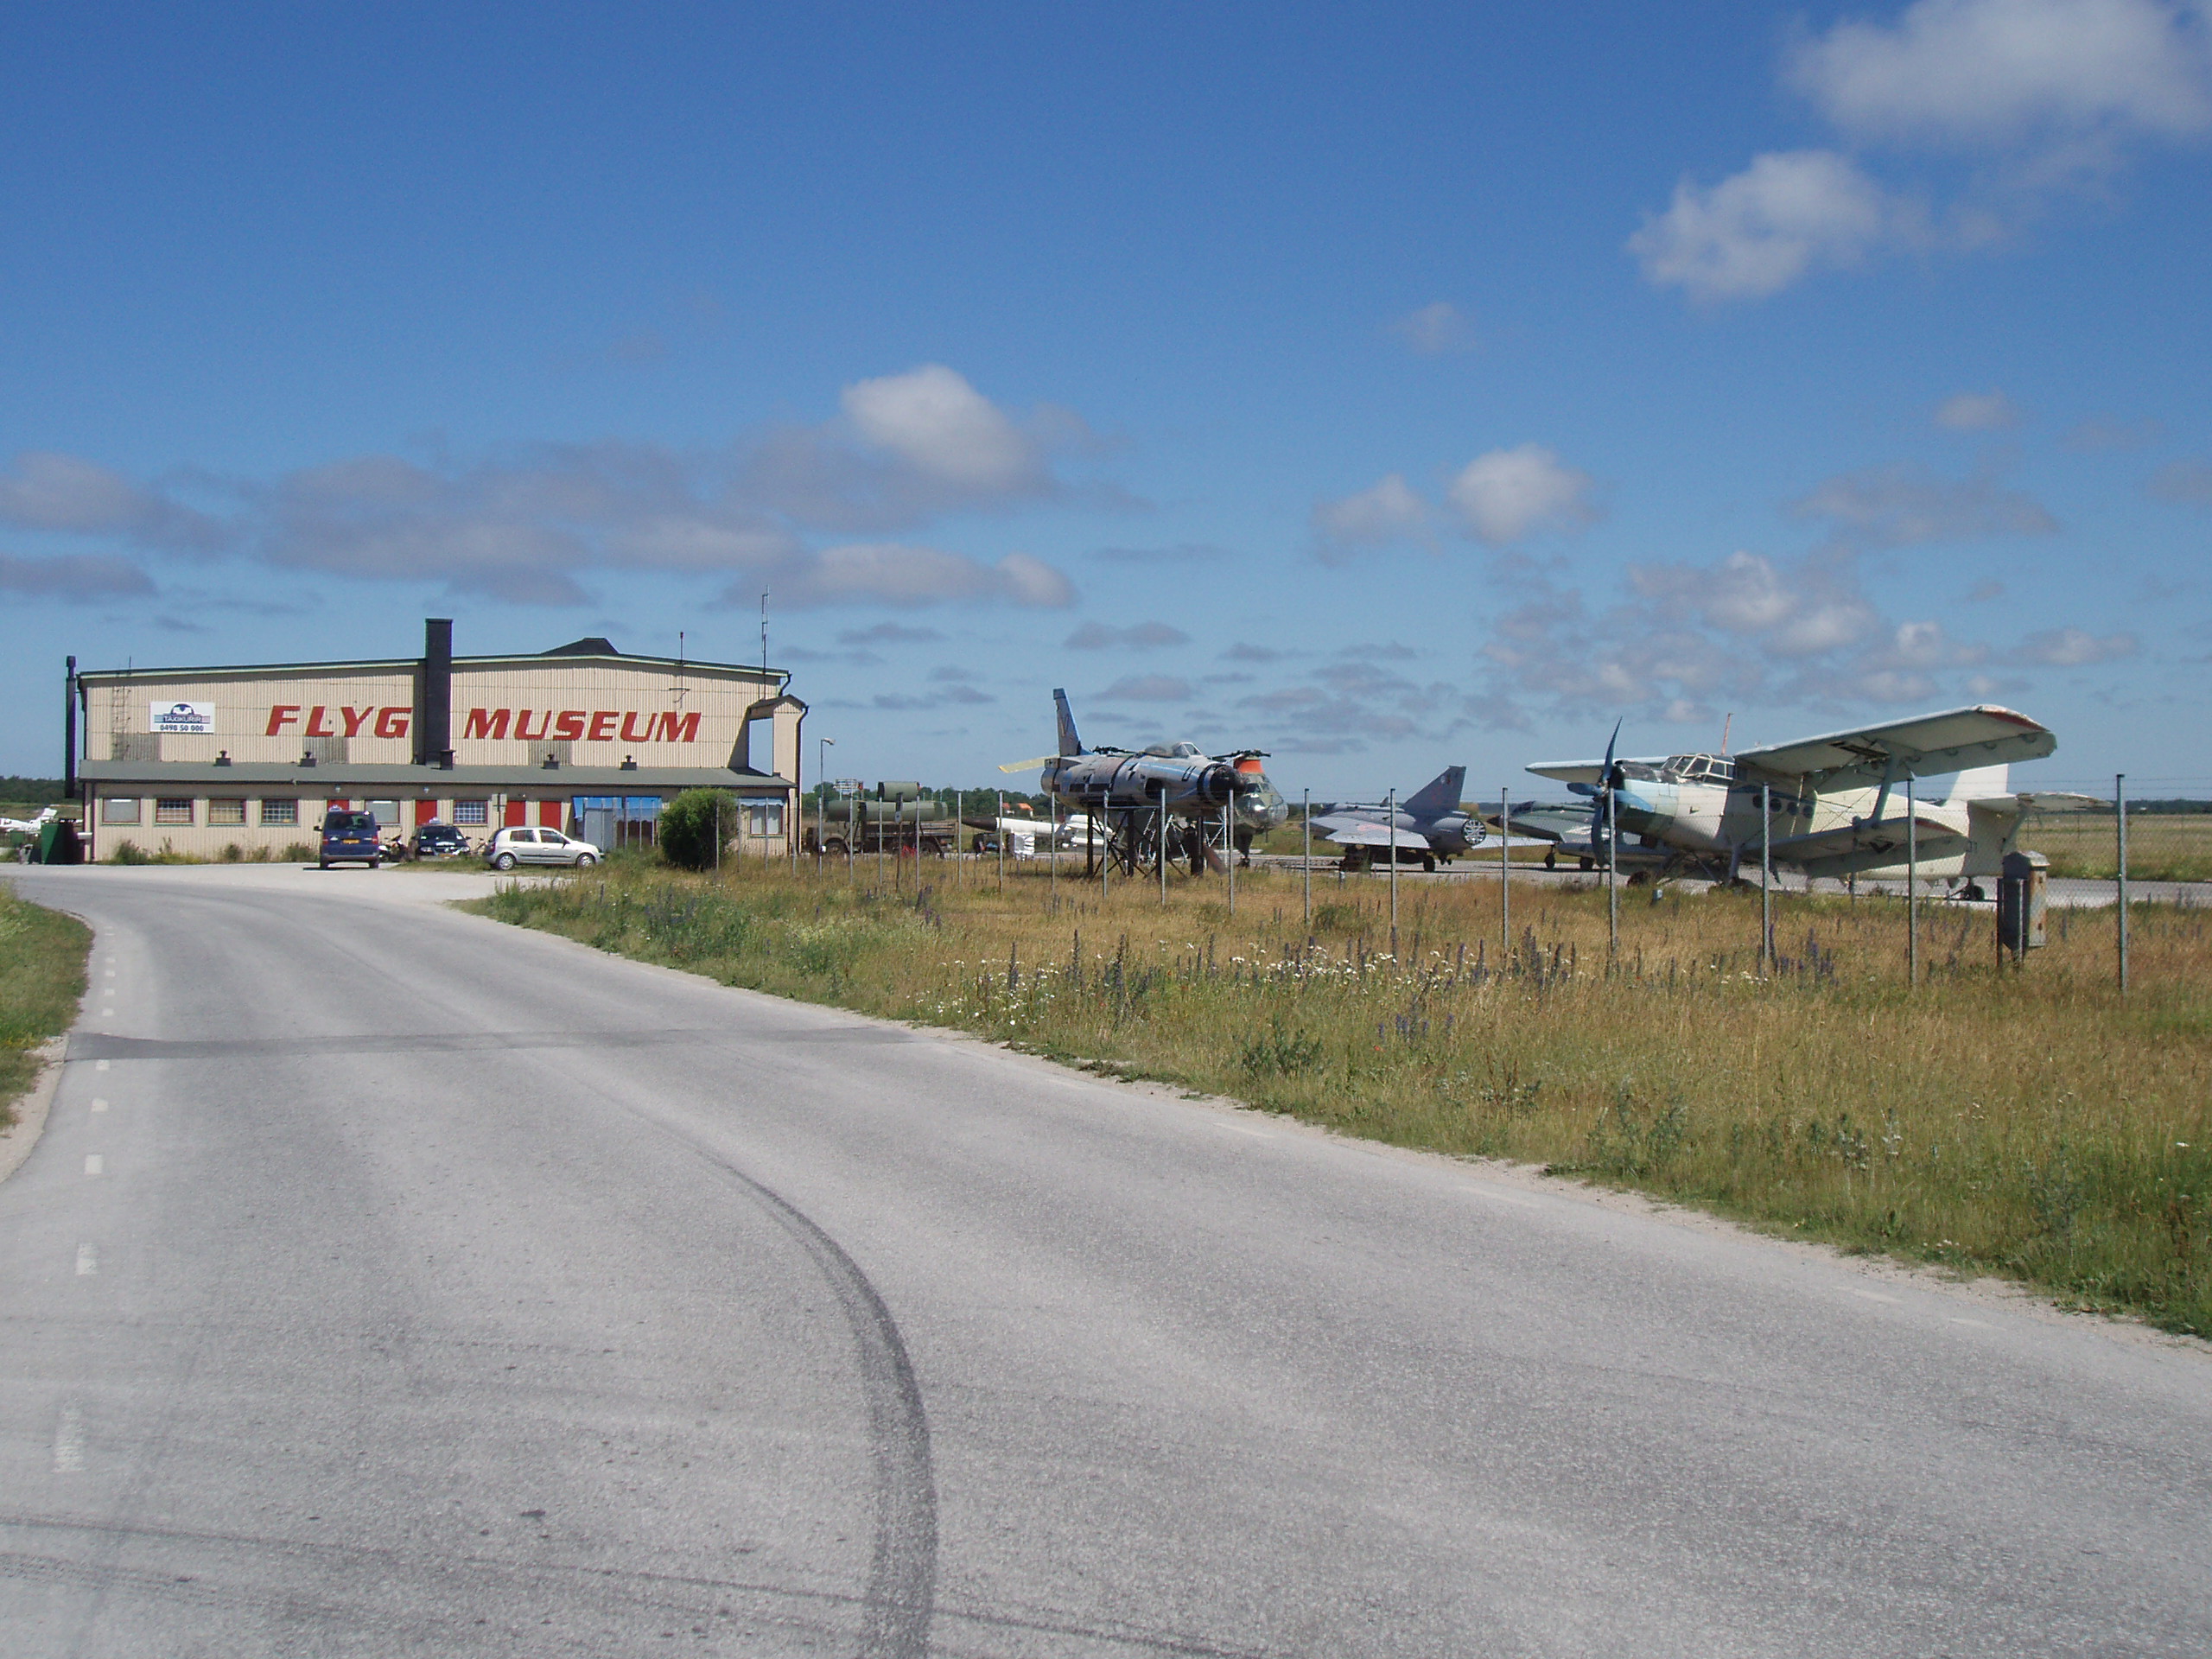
left=468, top=862, right=2212, bottom=1338
left=0, top=884, right=92, bottom=1128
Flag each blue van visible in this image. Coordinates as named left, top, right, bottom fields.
left=319, top=810, right=384, bottom=870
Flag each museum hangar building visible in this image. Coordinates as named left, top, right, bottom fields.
left=67, top=620, right=805, bottom=861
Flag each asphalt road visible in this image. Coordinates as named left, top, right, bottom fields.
left=3, top=866, right=2209, bottom=1657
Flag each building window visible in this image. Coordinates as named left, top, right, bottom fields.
left=453, top=798, right=488, bottom=825
left=208, top=798, right=246, bottom=825
left=258, top=798, right=298, bottom=826
left=102, top=797, right=141, bottom=825
left=155, top=798, right=194, bottom=825
left=743, top=800, right=784, bottom=837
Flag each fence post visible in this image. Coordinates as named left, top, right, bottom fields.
left=1301, top=787, right=1312, bottom=927
left=1158, top=785, right=1168, bottom=907
left=1607, top=782, right=1619, bottom=963
left=1387, top=787, right=1398, bottom=960
left=1500, top=787, right=1510, bottom=958
left=1906, top=777, right=1918, bottom=988
left=2117, top=772, right=2129, bottom=995
left=1224, top=800, right=1235, bottom=917
left=1758, top=783, right=1770, bottom=972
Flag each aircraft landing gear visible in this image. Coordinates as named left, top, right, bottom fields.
left=1543, top=849, right=1557, bottom=871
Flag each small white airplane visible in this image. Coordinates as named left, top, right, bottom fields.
left=1529, top=704, right=2088, bottom=894
left=0, top=806, right=60, bottom=837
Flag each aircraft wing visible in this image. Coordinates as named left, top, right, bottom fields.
left=1524, top=756, right=1666, bottom=785
left=1734, top=705, right=2054, bottom=790
left=1314, top=820, right=1433, bottom=851
left=1484, top=805, right=1592, bottom=844
left=1766, top=810, right=1967, bottom=866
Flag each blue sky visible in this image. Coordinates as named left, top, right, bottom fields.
left=3, top=1, right=2207, bottom=796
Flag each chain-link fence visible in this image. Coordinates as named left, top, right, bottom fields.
left=2020, top=779, right=2212, bottom=887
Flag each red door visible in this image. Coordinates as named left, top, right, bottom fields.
left=504, top=799, right=528, bottom=827
left=414, top=798, right=438, bottom=827
left=537, top=799, right=563, bottom=829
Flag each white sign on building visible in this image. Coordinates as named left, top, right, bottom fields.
left=151, top=701, right=216, bottom=735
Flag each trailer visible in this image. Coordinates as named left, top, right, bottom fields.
left=805, top=784, right=957, bottom=857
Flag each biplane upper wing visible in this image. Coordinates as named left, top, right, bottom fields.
left=1733, top=705, right=2054, bottom=791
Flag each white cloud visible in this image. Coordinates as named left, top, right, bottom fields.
left=0, top=450, right=228, bottom=550
left=774, top=544, right=1075, bottom=609
left=2011, top=625, right=2139, bottom=663
left=3, top=365, right=1098, bottom=608
left=1313, top=473, right=1431, bottom=559
left=1637, top=1, right=2212, bottom=301
left=1790, top=461, right=2057, bottom=544
left=1390, top=301, right=1476, bottom=354
left=1099, top=674, right=1193, bottom=702
left=840, top=364, right=1040, bottom=491
left=0, top=550, right=156, bottom=600
left=2148, top=458, right=2212, bottom=505
left=2064, top=414, right=2163, bottom=450
left=1483, top=550, right=2006, bottom=723
left=1788, top=0, right=2212, bottom=147
left=1629, top=149, right=1905, bottom=302
left=1446, top=444, right=1599, bottom=544
left=1935, top=389, right=2023, bottom=429
left=1063, top=620, right=1191, bottom=651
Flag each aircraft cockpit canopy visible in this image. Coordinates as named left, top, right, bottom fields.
left=1142, top=741, right=1205, bottom=759
left=1660, top=753, right=1737, bottom=785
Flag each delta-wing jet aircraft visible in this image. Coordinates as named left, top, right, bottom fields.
left=1528, top=704, right=2070, bottom=893
left=1000, top=690, right=1289, bottom=874
left=1310, top=766, right=1485, bottom=871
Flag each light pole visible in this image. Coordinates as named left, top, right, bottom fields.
left=817, top=737, right=833, bottom=874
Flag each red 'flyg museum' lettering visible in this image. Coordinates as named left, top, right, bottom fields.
left=265, top=704, right=412, bottom=739
left=460, top=709, right=702, bottom=743
left=264, top=706, right=702, bottom=743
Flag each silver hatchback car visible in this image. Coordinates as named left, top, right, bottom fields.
left=484, top=826, right=602, bottom=870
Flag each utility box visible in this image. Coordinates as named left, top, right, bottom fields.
left=1997, top=849, right=2048, bottom=959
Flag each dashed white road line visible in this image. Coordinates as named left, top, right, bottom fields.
left=1949, top=1317, right=1994, bottom=1329
left=83, top=1154, right=104, bottom=1177
left=90, top=1096, right=108, bottom=1113
left=95, top=1059, right=109, bottom=1073
left=53, top=1406, right=85, bottom=1472
left=1853, top=1289, right=1902, bottom=1305
left=76, top=1243, right=98, bottom=1276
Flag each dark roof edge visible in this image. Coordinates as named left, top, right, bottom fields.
left=77, top=654, right=789, bottom=683
left=79, top=760, right=796, bottom=791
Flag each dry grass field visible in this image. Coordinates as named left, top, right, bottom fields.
left=2022, top=810, right=2212, bottom=883
left=0, top=884, right=91, bottom=1126
left=477, top=855, right=2212, bottom=1337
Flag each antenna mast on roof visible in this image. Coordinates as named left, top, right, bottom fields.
left=760, top=589, right=770, bottom=690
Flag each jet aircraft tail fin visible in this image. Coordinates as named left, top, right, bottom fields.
left=1402, top=765, right=1467, bottom=819
left=1053, top=688, right=1085, bottom=756
left=1947, top=764, right=2010, bottom=804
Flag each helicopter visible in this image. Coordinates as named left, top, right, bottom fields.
left=999, top=690, right=1289, bottom=875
